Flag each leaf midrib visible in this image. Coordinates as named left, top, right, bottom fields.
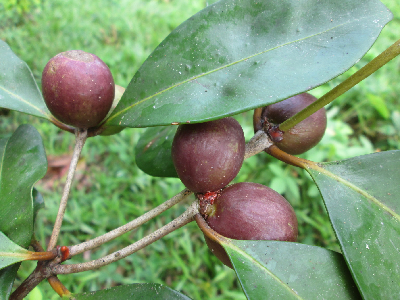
left=106, top=15, right=371, bottom=124
left=307, top=163, right=400, bottom=221
left=225, top=242, right=304, bottom=300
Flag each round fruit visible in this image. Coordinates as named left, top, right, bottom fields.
left=254, top=93, right=327, bottom=155
left=201, top=182, right=298, bottom=268
left=42, top=50, right=115, bottom=129
left=172, top=117, right=245, bottom=193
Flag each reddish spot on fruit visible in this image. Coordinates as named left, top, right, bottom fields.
left=197, top=190, right=221, bottom=217
left=268, top=124, right=284, bottom=142
left=60, top=246, right=70, bottom=262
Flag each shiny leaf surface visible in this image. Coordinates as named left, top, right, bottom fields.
left=223, top=240, right=360, bottom=299
left=106, top=0, right=392, bottom=128
left=0, top=40, right=51, bottom=119
left=0, top=125, right=47, bottom=299
left=0, top=232, right=32, bottom=271
left=135, top=126, right=178, bottom=177
left=307, top=150, right=400, bottom=299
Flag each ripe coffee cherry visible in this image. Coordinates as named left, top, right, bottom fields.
left=201, top=182, right=298, bottom=268
left=254, top=93, right=327, bottom=155
left=172, top=117, right=245, bottom=193
left=42, top=50, right=115, bottom=129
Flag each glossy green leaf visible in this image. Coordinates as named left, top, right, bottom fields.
left=0, top=124, right=48, bottom=299
left=106, top=0, right=392, bottom=128
left=32, top=188, right=45, bottom=225
left=135, top=126, right=178, bottom=177
left=0, top=40, right=52, bottom=120
left=223, top=240, right=360, bottom=299
left=0, top=232, right=32, bottom=271
left=307, top=150, right=400, bottom=299
left=64, top=283, right=192, bottom=300
left=0, top=265, right=19, bottom=300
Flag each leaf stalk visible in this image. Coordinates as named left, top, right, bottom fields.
left=279, top=38, right=400, bottom=132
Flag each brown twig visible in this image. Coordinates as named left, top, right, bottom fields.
left=9, top=261, right=51, bottom=300
left=47, top=128, right=88, bottom=251
left=69, top=188, right=192, bottom=257
left=244, top=130, right=273, bottom=159
left=53, top=201, right=199, bottom=275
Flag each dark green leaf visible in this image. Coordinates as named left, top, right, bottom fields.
left=0, top=40, right=51, bottom=119
left=106, top=0, right=392, bottom=128
left=0, top=125, right=47, bottom=299
left=0, top=265, right=19, bottom=300
left=135, top=126, right=178, bottom=177
left=32, top=188, right=45, bottom=225
left=0, top=232, right=32, bottom=271
left=64, top=283, right=192, bottom=300
left=224, top=240, right=360, bottom=299
left=307, top=150, right=400, bottom=299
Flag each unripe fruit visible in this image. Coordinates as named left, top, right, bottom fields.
left=42, top=50, right=115, bottom=129
left=254, top=93, right=327, bottom=155
left=201, top=182, right=298, bottom=268
left=172, top=117, right=245, bottom=193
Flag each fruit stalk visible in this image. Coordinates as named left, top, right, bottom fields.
left=279, top=38, right=400, bottom=132
left=244, top=129, right=273, bottom=159
left=69, top=188, right=193, bottom=256
left=266, top=145, right=314, bottom=169
left=47, top=129, right=88, bottom=251
left=53, top=201, right=199, bottom=275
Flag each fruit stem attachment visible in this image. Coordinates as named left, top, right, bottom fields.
left=69, top=188, right=193, bottom=256
left=30, top=240, right=72, bottom=297
left=47, top=128, right=88, bottom=251
left=279, top=38, right=400, bottom=132
left=244, top=130, right=273, bottom=159
left=53, top=201, right=199, bottom=275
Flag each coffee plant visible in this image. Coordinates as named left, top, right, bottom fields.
left=1, top=0, right=399, bottom=299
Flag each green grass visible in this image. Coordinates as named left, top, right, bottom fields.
left=1, top=0, right=400, bottom=299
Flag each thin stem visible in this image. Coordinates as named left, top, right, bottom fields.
left=244, top=130, right=273, bottom=159
left=266, top=144, right=318, bottom=169
left=50, top=117, right=75, bottom=134
left=69, top=188, right=192, bottom=256
left=279, top=38, right=400, bottom=132
left=47, top=129, right=88, bottom=251
left=9, top=261, right=51, bottom=300
left=53, top=201, right=199, bottom=275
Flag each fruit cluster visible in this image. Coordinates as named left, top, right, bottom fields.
left=172, top=94, right=327, bottom=267
left=41, top=51, right=326, bottom=268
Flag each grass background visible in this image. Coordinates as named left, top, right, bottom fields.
left=1, top=0, right=399, bottom=299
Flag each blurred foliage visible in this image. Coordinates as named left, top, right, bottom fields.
left=0, top=0, right=42, bottom=27
left=0, top=0, right=399, bottom=299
